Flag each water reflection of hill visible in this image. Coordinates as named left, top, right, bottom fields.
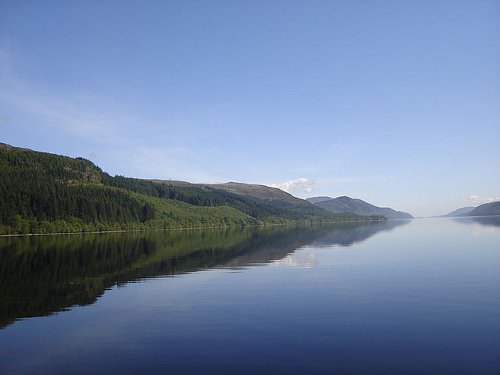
left=0, top=221, right=405, bottom=328
left=311, top=220, right=409, bottom=247
left=452, top=216, right=500, bottom=228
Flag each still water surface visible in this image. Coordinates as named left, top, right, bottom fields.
left=0, top=218, right=499, bottom=374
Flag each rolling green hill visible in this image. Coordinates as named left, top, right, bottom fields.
left=307, top=195, right=413, bottom=219
left=0, top=143, right=381, bottom=234
left=150, top=180, right=310, bottom=208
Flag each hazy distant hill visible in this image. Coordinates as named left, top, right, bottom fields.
left=468, top=201, right=500, bottom=216
left=307, top=196, right=413, bottom=220
left=445, top=201, right=500, bottom=217
left=445, top=207, right=476, bottom=217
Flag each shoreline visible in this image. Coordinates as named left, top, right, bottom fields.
left=0, top=218, right=389, bottom=238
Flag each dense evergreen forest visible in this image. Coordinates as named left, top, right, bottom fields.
left=0, top=143, right=382, bottom=234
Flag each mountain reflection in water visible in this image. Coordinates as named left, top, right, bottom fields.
left=453, top=215, right=500, bottom=228
left=0, top=220, right=407, bottom=328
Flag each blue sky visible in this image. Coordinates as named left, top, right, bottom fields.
left=1, top=0, right=499, bottom=217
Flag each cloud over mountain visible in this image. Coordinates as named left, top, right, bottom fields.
left=468, top=195, right=500, bottom=206
left=271, top=178, right=315, bottom=195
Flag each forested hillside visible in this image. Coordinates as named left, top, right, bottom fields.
left=0, top=143, right=382, bottom=234
left=307, top=195, right=413, bottom=219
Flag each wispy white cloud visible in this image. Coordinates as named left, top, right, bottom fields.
left=271, top=178, right=315, bottom=195
left=3, top=93, right=128, bottom=141
left=0, top=45, right=218, bottom=182
left=112, top=146, right=219, bottom=182
left=468, top=195, right=500, bottom=206
left=0, top=44, right=131, bottom=142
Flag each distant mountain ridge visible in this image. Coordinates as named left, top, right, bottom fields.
left=151, top=180, right=308, bottom=208
left=469, top=201, right=500, bottom=216
left=307, top=196, right=413, bottom=220
left=444, top=201, right=500, bottom=217
left=445, top=207, right=476, bottom=217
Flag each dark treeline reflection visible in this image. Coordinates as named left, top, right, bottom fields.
left=0, top=220, right=407, bottom=328
left=453, top=216, right=500, bottom=228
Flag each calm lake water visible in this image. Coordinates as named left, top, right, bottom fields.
left=1, top=217, right=499, bottom=374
